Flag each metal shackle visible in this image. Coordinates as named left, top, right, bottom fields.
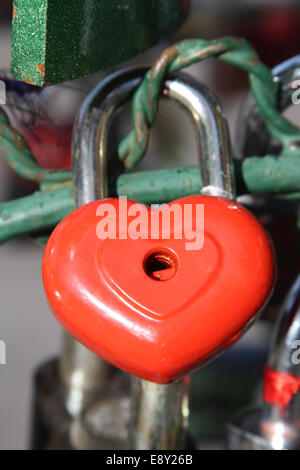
left=72, top=67, right=235, bottom=205
left=236, top=55, right=300, bottom=159
left=261, top=274, right=300, bottom=449
left=227, top=275, right=300, bottom=451
left=268, top=274, right=300, bottom=378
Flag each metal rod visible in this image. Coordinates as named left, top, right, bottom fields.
left=162, top=77, right=234, bottom=200
left=129, top=378, right=189, bottom=450
left=59, top=333, right=113, bottom=416
left=227, top=275, right=300, bottom=450
left=261, top=274, right=300, bottom=448
left=268, top=275, right=300, bottom=377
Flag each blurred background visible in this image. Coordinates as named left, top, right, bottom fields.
left=0, top=0, right=299, bottom=449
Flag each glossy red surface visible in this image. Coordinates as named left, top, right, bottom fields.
left=42, top=196, right=275, bottom=383
left=263, top=366, right=300, bottom=409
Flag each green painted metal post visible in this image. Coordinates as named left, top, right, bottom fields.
left=11, top=0, right=189, bottom=86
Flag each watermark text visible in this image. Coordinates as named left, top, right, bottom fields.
left=96, top=197, right=204, bottom=251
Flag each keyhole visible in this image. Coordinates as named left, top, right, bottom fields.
left=144, top=250, right=178, bottom=281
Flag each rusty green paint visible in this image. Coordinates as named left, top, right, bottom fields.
left=118, top=37, right=300, bottom=168
left=11, top=0, right=189, bottom=86
left=117, top=166, right=202, bottom=204
left=242, top=155, right=300, bottom=194
left=0, top=186, right=74, bottom=243
left=117, top=157, right=300, bottom=202
left=11, top=0, right=47, bottom=86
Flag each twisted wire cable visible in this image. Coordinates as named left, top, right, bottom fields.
left=118, top=37, right=300, bottom=169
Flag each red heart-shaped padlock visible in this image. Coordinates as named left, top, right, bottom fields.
left=43, top=195, right=274, bottom=383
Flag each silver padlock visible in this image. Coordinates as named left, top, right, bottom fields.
left=236, top=55, right=300, bottom=159
left=227, top=274, right=300, bottom=450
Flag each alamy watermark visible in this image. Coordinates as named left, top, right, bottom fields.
left=0, top=80, right=6, bottom=105
left=291, top=340, right=300, bottom=365
left=291, top=80, right=300, bottom=105
left=96, top=196, right=205, bottom=251
left=0, top=340, right=6, bottom=365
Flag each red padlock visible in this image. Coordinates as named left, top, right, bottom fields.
left=43, top=71, right=275, bottom=384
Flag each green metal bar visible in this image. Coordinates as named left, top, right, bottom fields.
left=242, top=155, right=300, bottom=194
left=117, top=166, right=201, bottom=204
left=0, top=186, right=73, bottom=243
left=1, top=158, right=299, bottom=243
left=118, top=158, right=300, bottom=202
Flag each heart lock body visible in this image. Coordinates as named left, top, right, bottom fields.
left=43, top=68, right=275, bottom=384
